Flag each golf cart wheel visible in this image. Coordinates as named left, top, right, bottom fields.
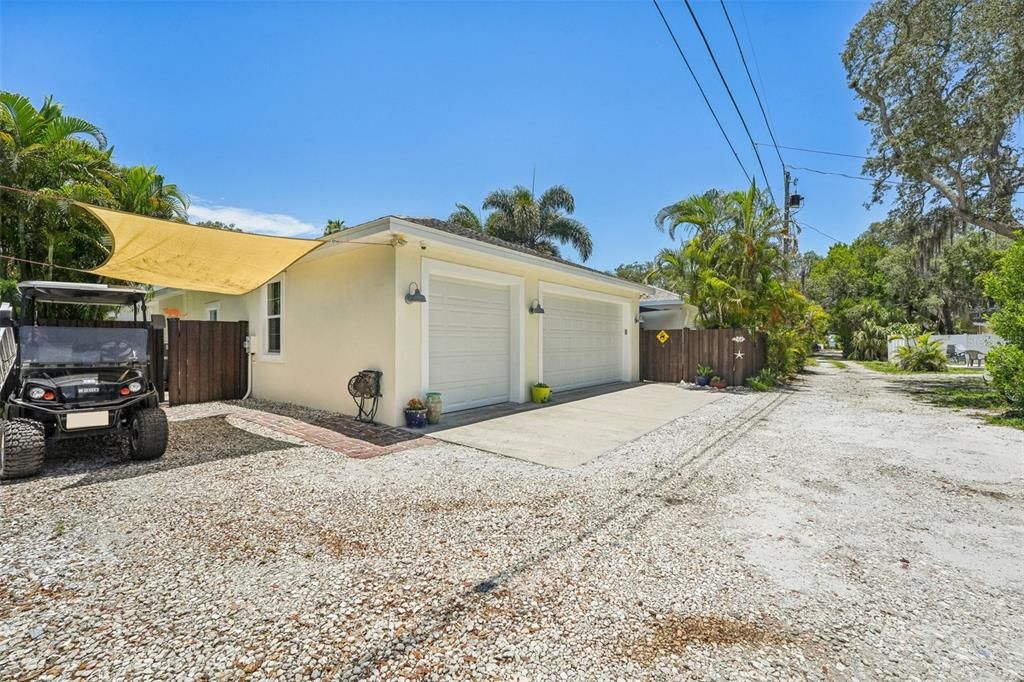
left=1, top=418, right=46, bottom=480
left=127, top=408, right=168, bottom=461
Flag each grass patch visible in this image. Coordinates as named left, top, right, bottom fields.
left=988, top=413, right=1024, bottom=429
left=826, top=359, right=848, bottom=370
left=899, top=376, right=1022, bottom=431
left=854, top=360, right=985, bottom=375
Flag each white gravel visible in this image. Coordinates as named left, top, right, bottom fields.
left=1, top=364, right=1021, bottom=680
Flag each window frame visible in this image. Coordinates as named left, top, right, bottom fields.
left=260, top=276, right=285, bottom=361
left=205, top=303, right=220, bottom=321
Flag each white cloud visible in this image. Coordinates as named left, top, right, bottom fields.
left=188, top=202, right=317, bottom=238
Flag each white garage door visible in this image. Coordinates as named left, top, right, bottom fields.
left=542, top=294, right=624, bottom=391
left=428, top=277, right=511, bottom=412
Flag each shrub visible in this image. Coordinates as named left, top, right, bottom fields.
left=895, top=334, right=947, bottom=372
left=982, top=237, right=1024, bottom=405
left=745, top=368, right=778, bottom=391
left=985, top=344, right=1024, bottom=405
left=766, top=329, right=804, bottom=378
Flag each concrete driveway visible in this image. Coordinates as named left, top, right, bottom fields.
left=428, top=383, right=724, bottom=468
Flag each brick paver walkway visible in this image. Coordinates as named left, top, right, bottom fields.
left=166, top=402, right=432, bottom=459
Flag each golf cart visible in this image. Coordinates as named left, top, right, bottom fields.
left=0, top=281, right=168, bottom=480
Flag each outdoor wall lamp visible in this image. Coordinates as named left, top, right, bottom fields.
left=529, top=300, right=545, bottom=315
left=405, top=282, right=427, bottom=304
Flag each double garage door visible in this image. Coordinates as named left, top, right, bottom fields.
left=428, top=277, right=625, bottom=412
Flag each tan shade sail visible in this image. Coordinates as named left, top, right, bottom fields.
left=81, top=204, right=322, bottom=295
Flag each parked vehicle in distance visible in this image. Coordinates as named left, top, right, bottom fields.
left=0, top=281, right=168, bottom=479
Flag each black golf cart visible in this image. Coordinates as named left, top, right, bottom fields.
left=0, top=281, right=168, bottom=480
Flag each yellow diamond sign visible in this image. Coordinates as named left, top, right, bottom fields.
left=656, top=330, right=670, bottom=344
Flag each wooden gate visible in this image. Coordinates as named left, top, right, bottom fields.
left=167, top=319, right=248, bottom=406
left=640, top=327, right=766, bottom=386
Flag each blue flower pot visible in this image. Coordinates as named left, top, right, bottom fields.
left=404, top=409, right=428, bottom=428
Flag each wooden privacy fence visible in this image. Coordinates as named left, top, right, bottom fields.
left=640, top=327, right=766, bottom=386
left=167, top=319, right=248, bottom=406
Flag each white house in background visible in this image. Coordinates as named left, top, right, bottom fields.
left=887, top=333, right=1003, bottom=363
left=638, top=286, right=700, bottom=331
left=147, top=216, right=653, bottom=426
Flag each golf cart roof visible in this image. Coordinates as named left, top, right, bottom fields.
left=17, top=281, right=147, bottom=306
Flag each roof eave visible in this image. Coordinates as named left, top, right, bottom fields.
left=385, top=217, right=653, bottom=295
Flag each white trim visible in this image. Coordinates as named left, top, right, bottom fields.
left=315, top=216, right=652, bottom=295
left=259, top=275, right=285, bottom=362
left=420, top=258, right=526, bottom=404
left=204, top=303, right=220, bottom=321
left=538, top=280, right=633, bottom=386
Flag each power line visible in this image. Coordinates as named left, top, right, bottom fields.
left=651, top=0, right=752, bottom=185
left=794, top=219, right=844, bottom=244
left=719, top=0, right=784, bottom=171
left=787, top=165, right=900, bottom=185
left=756, top=142, right=870, bottom=160
left=737, top=1, right=775, bottom=131
left=682, top=0, right=777, bottom=206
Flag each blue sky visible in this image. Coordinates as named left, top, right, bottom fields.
left=2, top=0, right=889, bottom=270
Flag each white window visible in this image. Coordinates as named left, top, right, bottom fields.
left=265, top=279, right=282, bottom=356
left=205, top=304, right=219, bottom=321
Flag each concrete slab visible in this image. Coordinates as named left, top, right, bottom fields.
left=429, top=383, right=724, bottom=468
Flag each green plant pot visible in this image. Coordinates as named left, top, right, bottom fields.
left=531, top=386, right=552, bottom=403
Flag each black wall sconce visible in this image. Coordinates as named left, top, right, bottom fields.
left=405, top=282, right=427, bottom=304
left=529, top=299, right=545, bottom=314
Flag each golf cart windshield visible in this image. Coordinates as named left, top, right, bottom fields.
left=20, top=326, right=150, bottom=366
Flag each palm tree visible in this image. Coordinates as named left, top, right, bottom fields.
left=0, top=92, right=111, bottom=279
left=654, top=189, right=730, bottom=244
left=323, top=219, right=345, bottom=236
left=447, top=203, right=483, bottom=231
left=482, top=185, right=593, bottom=261
left=652, top=183, right=788, bottom=329
left=107, top=165, right=188, bottom=220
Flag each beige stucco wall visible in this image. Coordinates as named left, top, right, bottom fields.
left=251, top=245, right=398, bottom=423
left=150, top=290, right=249, bottom=322
left=150, top=245, right=399, bottom=424
left=392, top=241, right=643, bottom=419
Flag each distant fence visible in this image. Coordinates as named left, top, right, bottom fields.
left=640, top=327, right=766, bottom=386
left=886, top=333, right=1002, bottom=362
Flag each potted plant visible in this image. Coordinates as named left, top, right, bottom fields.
left=710, top=376, right=728, bottom=389
left=531, top=382, right=552, bottom=403
left=695, top=364, right=714, bottom=387
left=404, top=398, right=428, bottom=427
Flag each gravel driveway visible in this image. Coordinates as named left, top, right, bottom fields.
left=1, top=364, right=1021, bottom=680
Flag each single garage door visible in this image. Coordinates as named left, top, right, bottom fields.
left=542, top=294, right=624, bottom=390
left=428, top=276, right=511, bottom=411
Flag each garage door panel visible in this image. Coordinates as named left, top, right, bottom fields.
left=542, top=294, right=623, bottom=391
left=429, top=277, right=511, bottom=412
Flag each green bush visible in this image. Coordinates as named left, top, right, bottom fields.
left=766, top=330, right=803, bottom=378
left=895, top=334, right=947, bottom=372
left=985, top=344, right=1024, bottom=405
left=982, top=237, right=1024, bottom=406
left=746, top=368, right=778, bottom=391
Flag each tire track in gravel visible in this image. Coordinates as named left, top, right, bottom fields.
left=348, top=389, right=792, bottom=677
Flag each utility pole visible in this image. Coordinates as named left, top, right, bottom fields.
left=783, top=169, right=792, bottom=256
